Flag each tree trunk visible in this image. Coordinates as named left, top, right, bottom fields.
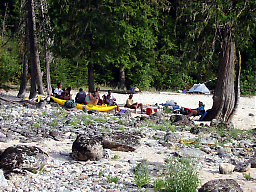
left=40, top=0, right=52, bottom=95
left=18, top=25, right=29, bottom=98
left=1, top=3, right=8, bottom=39
left=27, top=0, right=44, bottom=98
left=119, top=67, right=126, bottom=90
left=229, top=50, right=241, bottom=121
left=88, top=61, right=95, bottom=92
left=206, top=29, right=236, bottom=122
left=45, top=47, right=52, bottom=95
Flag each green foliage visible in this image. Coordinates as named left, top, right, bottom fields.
left=0, top=38, right=21, bottom=84
left=113, top=154, right=119, bottom=160
left=118, top=126, right=125, bottom=130
left=107, top=175, right=119, bottom=184
left=98, top=170, right=104, bottom=178
left=242, top=172, right=252, bottom=181
left=116, top=120, right=123, bottom=124
left=50, top=57, right=88, bottom=88
left=93, top=117, right=107, bottom=122
left=149, top=124, right=166, bottom=131
left=133, top=161, right=151, bottom=189
left=0, top=0, right=255, bottom=95
left=102, top=128, right=111, bottom=133
left=241, top=58, right=256, bottom=95
left=209, top=126, right=255, bottom=144
left=33, top=123, right=41, bottom=128
left=154, top=157, right=200, bottom=192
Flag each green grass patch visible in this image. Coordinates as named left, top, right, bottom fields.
left=107, top=175, right=119, bottom=184
left=113, top=154, right=119, bottom=160
left=133, top=161, right=151, bottom=189
left=150, top=124, right=166, bottom=131
left=82, top=119, right=93, bottom=125
left=242, top=172, right=252, bottom=180
left=33, top=123, right=41, bottom=128
left=118, top=126, right=125, bottom=130
left=101, top=128, right=111, bottom=132
left=116, top=120, right=123, bottom=124
left=94, top=117, right=107, bottom=122
left=154, top=157, right=200, bottom=192
left=49, top=121, right=58, bottom=127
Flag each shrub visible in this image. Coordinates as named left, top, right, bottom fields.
left=107, top=175, right=119, bottom=184
left=154, top=157, right=200, bottom=192
left=113, top=154, right=119, bottom=160
left=242, top=172, right=252, bottom=181
left=133, top=161, right=151, bottom=189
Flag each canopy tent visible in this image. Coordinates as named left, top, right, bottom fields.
left=187, top=83, right=211, bottom=94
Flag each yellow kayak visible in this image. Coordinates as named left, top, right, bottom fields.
left=51, top=96, right=117, bottom=112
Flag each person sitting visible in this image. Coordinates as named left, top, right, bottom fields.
left=95, top=87, right=103, bottom=105
left=85, top=91, right=98, bottom=106
left=60, top=87, right=72, bottom=100
left=187, top=101, right=205, bottom=118
left=103, top=90, right=116, bottom=104
left=75, top=88, right=86, bottom=104
left=105, top=94, right=120, bottom=113
left=53, top=83, right=63, bottom=98
left=125, top=94, right=143, bottom=114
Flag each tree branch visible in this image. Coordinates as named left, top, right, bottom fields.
left=237, top=0, right=248, bottom=18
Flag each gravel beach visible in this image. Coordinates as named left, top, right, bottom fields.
left=0, top=90, right=255, bottom=192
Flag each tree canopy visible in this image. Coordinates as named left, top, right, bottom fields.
left=0, top=0, right=255, bottom=96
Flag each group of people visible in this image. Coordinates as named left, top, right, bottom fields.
left=53, top=83, right=204, bottom=116
left=53, top=83, right=143, bottom=114
left=53, top=83, right=72, bottom=100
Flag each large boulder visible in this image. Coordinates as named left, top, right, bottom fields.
left=234, top=161, right=251, bottom=172
left=102, top=131, right=142, bottom=152
left=219, top=163, right=235, bottom=174
left=164, top=131, right=181, bottom=143
left=249, top=157, right=256, bottom=168
left=170, top=115, right=195, bottom=126
left=176, top=148, right=208, bottom=159
left=190, top=126, right=210, bottom=134
left=210, top=119, right=234, bottom=130
left=72, top=135, right=103, bottom=161
left=0, top=145, right=48, bottom=174
left=198, top=179, right=243, bottom=192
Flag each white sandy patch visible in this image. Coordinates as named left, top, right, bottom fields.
left=2, top=90, right=255, bottom=130
left=108, top=91, right=255, bottom=130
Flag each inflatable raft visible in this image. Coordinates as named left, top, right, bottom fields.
left=51, top=96, right=117, bottom=112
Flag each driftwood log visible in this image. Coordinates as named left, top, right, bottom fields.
left=100, top=90, right=140, bottom=94
left=0, top=95, right=48, bottom=108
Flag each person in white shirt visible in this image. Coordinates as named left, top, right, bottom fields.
left=53, top=83, right=63, bottom=98
left=104, top=90, right=116, bottom=103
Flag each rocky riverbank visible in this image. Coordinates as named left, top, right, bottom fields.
left=0, top=93, right=256, bottom=192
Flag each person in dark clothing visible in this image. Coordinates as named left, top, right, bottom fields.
left=60, top=87, right=72, bottom=100
left=75, top=88, right=86, bottom=104
left=187, top=101, right=205, bottom=117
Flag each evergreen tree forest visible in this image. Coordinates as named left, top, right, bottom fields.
left=0, top=0, right=255, bottom=96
